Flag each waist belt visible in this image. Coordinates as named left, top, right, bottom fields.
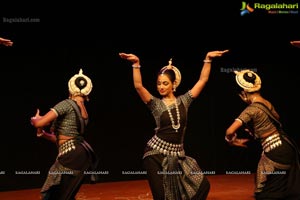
left=262, top=133, right=282, bottom=152
left=58, top=139, right=76, bottom=157
left=147, top=135, right=185, bottom=157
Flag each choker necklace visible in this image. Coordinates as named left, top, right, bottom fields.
left=163, top=99, right=180, bottom=132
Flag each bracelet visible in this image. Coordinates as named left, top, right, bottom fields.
left=132, top=65, right=141, bottom=69
left=203, top=59, right=212, bottom=63
left=225, top=133, right=237, bottom=143
left=37, top=130, right=45, bottom=137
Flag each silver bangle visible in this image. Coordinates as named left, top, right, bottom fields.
left=225, top=133, right=237, bottom=143
left=132, top=65, right=141, bottom=68
left=203, top=59, right=212, bottom=63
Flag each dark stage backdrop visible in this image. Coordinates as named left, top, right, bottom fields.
left=1, top=2, right=300, bottom=191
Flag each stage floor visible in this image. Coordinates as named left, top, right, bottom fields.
left=0, top=174, right=255, bottom=200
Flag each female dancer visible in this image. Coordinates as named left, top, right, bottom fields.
left=119, top=49, right=228, bottom=200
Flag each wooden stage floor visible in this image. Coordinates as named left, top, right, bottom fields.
left=0, top=174, right=255, bottom=200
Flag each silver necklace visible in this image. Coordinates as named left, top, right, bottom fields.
left=163, top=99, right=180, bottom=132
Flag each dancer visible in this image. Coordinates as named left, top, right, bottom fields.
left=30, top=69, right=98, bottom=200
left=119, top=49, right=229, bottom=200
left=225, top=69, right=300, bottom=199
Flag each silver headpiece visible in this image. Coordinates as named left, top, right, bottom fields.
left=234, top=69, right=261, bottom=92
left=68, top=68, right=93, bottom=96
left=160, top=58, right=182, bottom=90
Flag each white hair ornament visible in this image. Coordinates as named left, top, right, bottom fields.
left=160, top=58, right=182, bottom=90
left=68, top=68, right=93, bottom=96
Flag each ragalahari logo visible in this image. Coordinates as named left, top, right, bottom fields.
left=240, top=2, right=298, bottom=15
left=240, top=1, right=255, bottom=16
